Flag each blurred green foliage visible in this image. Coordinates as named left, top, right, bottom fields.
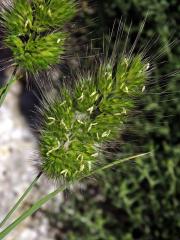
left=47, top=0, right=180, bottom=239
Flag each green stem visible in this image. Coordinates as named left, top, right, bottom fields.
left=90, top=152, right=150, bottom=175
left=0, top=66, right=18, bottom=107
left=0, top=152, right=149, bottom=239
left=0, top=172, right=42, bottom=229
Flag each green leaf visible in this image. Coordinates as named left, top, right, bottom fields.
left=0, top=70, right=17, bottom=107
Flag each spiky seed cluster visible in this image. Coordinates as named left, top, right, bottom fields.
left=40, top=55, right=149, bottom=181
left=0, top=0, right=76, bottom=73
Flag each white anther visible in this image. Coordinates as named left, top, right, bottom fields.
left=77, top=154, right=82, bottom=161
left=120, top=73, right=125, bottom=79
left=124, top=58, right=129, bottom=66
left=48, top=9, right=52, bottom=17
left=77, top=119, right=84, bottom=125
left=91, top=152, right=98, bottom=158
left=87, top=106, right=94, bottom=114
left=125, top=86, right=129, bottom=93
left=80, top=164, right=85, bottom=172
left=61, top=119, right=68, bottom=130
left=47, top=117, right=55, bottom=125
left=122, top=108, right=127, bottom=114
left=120, top=83, right=125, bottom=89
left=61, top=169, right=68, bottom=177
left=107, top=82, right=112, bottom=90
left=88, top=123, right=98, bottom=132
left=78, top=92, right=84, bottom=101
left=39, top=5, right=44, bottom=10
left=142, top=86, right=146, bottom=92
left=146, top=63, right=150, bottom=70
left=46, top=140, right=61, bottom=156
left=88, top=161, right=92, bottom=171
left=25, top=19, right=31, bottom=28
left=102, top=130, right=111, bottom=138
left=90, top=91, right=96, bottom=97
left=60, top=100, right=66, bottom=106
left=105, top=71, right=112, bottom=79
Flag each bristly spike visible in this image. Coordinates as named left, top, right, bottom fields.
left=0, top=0, right=76, bottom=74
left=39, top=33, right=149, bottom=182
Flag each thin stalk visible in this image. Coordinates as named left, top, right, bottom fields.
left=0, top=152, right=149, bottom=239
left=90, top=152, right=150, bottom=175
left=0, top=66, right=18, bottom=107
left=0, top=172, right=42, bottom=229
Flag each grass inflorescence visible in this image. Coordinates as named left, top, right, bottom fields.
left=0, top=0, right=76, bottom=73
left=39, top=52, right=149, bottom=182
left=0, top=1, right=153, bottom=236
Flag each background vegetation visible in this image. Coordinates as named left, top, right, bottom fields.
left=42, top=0, right=180, bottom=239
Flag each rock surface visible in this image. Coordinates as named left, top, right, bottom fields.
left=0, top=76, right=59, bottom=240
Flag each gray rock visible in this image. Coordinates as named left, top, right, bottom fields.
left=0, top=78, right=59, bottom=240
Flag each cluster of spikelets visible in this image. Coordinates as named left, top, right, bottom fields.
left=0, top=1, right=154, bottom=237
left=0, top=0, right=76, bottom=73
left=0, top=0, right=150, bottom=184
left=40, top=54, right=149, bottom=182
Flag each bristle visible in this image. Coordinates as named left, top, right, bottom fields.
left=38, top=27, right=150, bottom=182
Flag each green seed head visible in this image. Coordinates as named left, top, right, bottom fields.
left=1, top=0, right=76, bottom=73
left=39, top=54, right=149, bottom=182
